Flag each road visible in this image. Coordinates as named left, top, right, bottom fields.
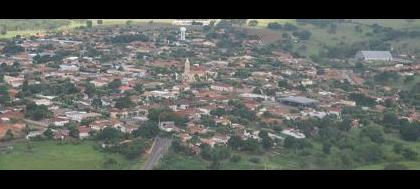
left=143, top=137, right=172, bottom=170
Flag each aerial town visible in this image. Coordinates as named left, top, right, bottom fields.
left=0, top=19, right=420, bottom=170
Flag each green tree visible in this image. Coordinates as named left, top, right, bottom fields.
left=0, top=85, right=10, bottom=105
left=322, top=142, right=332, bottom=154
left=97, top=20, right=103, bottom=25
left=91, top=98, right=102, bottom=109
left=86, top=20, right=93, bottom=28
left=210, top=108, right=226, bottom=117
left=402, top=148, right=418, bottom=160
left=132, top=121, right=159, bottom=139
left=359, top=125, right=385, bottom=144
left=259, top=131, right=273, bottom=149
left=114, top=96, right=134, bottom=109
left=25, top=103, right=52, bottom=121
left=108, top=79, right=122, bottom=91
left=96, top=127, right=123, bottom=141
left=43, top=128, right=53, bottom=139
left=248, top=20, right=258, bottom=27
left=228, top=135, right=243, bottom=150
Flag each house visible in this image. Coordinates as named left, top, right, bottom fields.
left=34, top=99, right=53, bottom=106
left=355, top=51, right=393, bottom=61
left=281, top=128, right=306, bottom=139
left=53, top=129, right=70, bottom=140
left=210, top=83, right=234, bottom=92
left=26, top=130, right=45, bottom=140
left=78, top=126, right=91, bottom=139
left=64, top=111, right=101, bottom=122
left=212, top=134, right=230, bottom=145
left=159, top=121, right=180, bottom=132
left=3, top=76, right=24, bottom=88
left=279, top=96, right=319, bottom=108
left=59, top=64, right=79, bottom=72
left=51, top=117, right=69, bottom=127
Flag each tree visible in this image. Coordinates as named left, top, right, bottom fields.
left=230, top=155, right=242, bottom=162
left=241, top=138, right=260, bottom=152
left=43, top=128, right=53, bottom=139
left=259, top=131, right=273, bottom=149
left=383, top=111, right=399, bottom=128
left=277, top=80, right=288, bottom=89
left=126, top=20, right=133, bottom=25
left=322, top=142, right=332, bottom=154
left=97, top=20, right=103, bottom=25
left=0, top=85, right=11, bottom=105
left=114, top=96, right=134, bottom=109
left=84, top=83, right=97, bottom=98
left=292, top=30, right=312, bottom=40
left=402, top=148, right=418, bottom=160
left=132, top=121, right=159, bottom=139
left=233, top=69, right=251, bottom=79
left=399, top=124, right=419, bottom=141
left=91, top=98, right=102, bottom=109
left=210, top=108, right=226, bottom=117
left=86, top=20, right=93, bottom=28
left=248, top=20, right=258, bottom=27
left=108, top=79, right=122, bottom=91
left=134, top=83, right=144, bottom=93
left=96, top=127, right=123, bottom=141
left=200, top=115, right=216, bottom=127
left=25, top=103, right=52, bottom=121
left=228, top=135, right=243, bottom=150
left=68, top=125, right=79, bottom=138
left=359, top=125, right=385, bottom=144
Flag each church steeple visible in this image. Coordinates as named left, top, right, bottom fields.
left=183, top=58, right=192, bottom=83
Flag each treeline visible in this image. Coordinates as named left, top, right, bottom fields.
left=20, top=79, right=79, bottom=97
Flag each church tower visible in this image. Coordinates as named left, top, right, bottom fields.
left=183, top=58, right=192, bottom=82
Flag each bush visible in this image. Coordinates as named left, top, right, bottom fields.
left=249, top=157, right=261, bottom=164
left=230, top=155, right=242, bottom=163
left=384, top=163, right=408, bottom=170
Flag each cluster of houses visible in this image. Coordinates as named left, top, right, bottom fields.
left=0, top=22, right=419, bottom=154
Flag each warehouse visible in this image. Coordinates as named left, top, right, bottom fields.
left=355, top=51, right=393, bottom=61
left=279, top=96, right=319, bottom=108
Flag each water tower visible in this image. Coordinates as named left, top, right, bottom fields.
left=180, top=27, right=186, bottom=41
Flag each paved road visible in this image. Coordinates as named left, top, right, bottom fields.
left=143, top=137, right=172, bottom=170
left=23, top=119, right=49, bottom=128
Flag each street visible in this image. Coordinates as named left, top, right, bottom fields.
left=143, top=137, right=172, bottom=170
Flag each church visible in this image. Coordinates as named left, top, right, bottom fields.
left=182, top=58, right=207, bottom=83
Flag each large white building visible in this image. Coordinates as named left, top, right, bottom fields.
left=355, top=51, right=393, bottom=61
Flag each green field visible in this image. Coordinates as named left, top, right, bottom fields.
left=0, top=19, right=176, bottom=39
left=351, top=19, right=420, bottom=30
left=248, top=19, right=296, bottom=28
left=0, top=140, right=143, bottom=170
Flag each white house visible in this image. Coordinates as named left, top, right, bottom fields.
left=210, top=83, right=233, bottom=92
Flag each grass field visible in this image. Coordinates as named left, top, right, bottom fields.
left=351, top=19, right=420, bottom=30
left=0, top=140, right=143, bottom=170
left=247, top=19, right=296, bottom=28
left=0, top=19, right=177, bottom=39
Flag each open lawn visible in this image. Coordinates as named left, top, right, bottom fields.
left=0, top=140, right=142, bottom=170
left=156, top=151, right=207, bottom=170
